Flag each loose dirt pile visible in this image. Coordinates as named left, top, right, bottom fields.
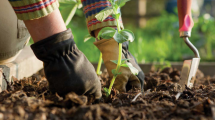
left=0, top=67, right=215, bottom=120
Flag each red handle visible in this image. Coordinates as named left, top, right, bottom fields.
left=177, top=0, right=194, bottom=32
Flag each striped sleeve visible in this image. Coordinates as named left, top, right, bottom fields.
left=8, top=0, right=59, bottom=20
left=81, top=0, right=124, bottom=37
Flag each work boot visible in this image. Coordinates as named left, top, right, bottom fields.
left=94, top=38, right=144, bottom=92
left=31, top=29, right=102, bottom=99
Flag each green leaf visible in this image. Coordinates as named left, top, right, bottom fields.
left=77, top=0, right=82, bottom=9
left=120, top=64, right=129, bottom=67
left=103, top=87, right=110, bottom=97
left=103, top=87, right=109, bottom=92
left=110, top=60, right=118, bottom=64
left=59, top=0, right=78, bottom=26
left=108, top=0, right=114, bottom=3
left=121, top=58, right=130, bottom=64
left=113, top=31, right=127, bottom=43
left=84, top=34, right=93, bottom=42
left=97, top=27, right=116, bottom=40
left=111, top=59, right=130, bottom=65
left=112, top=13, right=121, bottom=20
left=113, top=29, right=135, bottom=43
left=119, top=29, right=135, bottom=42
left=126, top=63, right=139, bottom=75
left=98, top=71, right=102, bottom=75
left=115, top=0, right=130, bottom=7
left=111, top=69, right=117, bottom=76
left=59, top=0, right=77, bottom=4
left=95, top=7, right=114, bottom=22
left=65, top=5, right=78, bottom=26
left=111, top=69, right=122, bottom=76
left=113, top=4, right=119, bottom=12
left=122, top=59, right=130, bottom=61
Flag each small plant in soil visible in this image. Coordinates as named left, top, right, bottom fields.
left=95, top=0, right=139, bottom=96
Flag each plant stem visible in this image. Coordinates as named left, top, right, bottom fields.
left=65, top=4, right=78, bottom=26
left=107, top=14, right=122, bottom=95
left=108, top=43, right=122, bottom=95
left=96, top=52, right=103, bottom=75
left=116, top=14, right=122, bottom=73
left=116, top=14, right=122, bottom=71
left=117, top=18, right=121, bottom=32
left=108, top=76, right=116, bottom=94
left=116, top=43, right=122, bottom=71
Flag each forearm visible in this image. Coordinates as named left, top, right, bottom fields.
left=24, top=10, right=67, bottom=43
left=8, top=0, right=66, bottom=43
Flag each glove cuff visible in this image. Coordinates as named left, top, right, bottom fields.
left=31, top=29, right=75, bottom=62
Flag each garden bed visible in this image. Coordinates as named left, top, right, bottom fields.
left=0, top=67, right=215, bottom=119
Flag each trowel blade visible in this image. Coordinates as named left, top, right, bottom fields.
left=179, top=58, right=200, bottom=91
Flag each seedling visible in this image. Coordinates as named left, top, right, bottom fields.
left=95, top=0, right=139, bottom=96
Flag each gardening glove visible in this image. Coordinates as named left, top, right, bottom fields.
left=94, top=38, right=144, bottom=92
left=31, top=29, right=102, bottom=99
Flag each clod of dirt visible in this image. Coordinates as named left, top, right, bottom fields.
left=169, top=68, right=180, bottom=78
left=177, top=100, right=190, bottom=108
left=144, top=76, right=160, bottom=91
left=112, top=99, right=122, bottom=107
left=160, top=73, right=171, bottom=81
left=63, top=92, right=88, bottom=108
left=160, top=67, right=173, bottom=74
left=172, top=75, right=180, bottom=82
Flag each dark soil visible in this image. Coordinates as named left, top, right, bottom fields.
left=0, top=67, right=215, bottom=120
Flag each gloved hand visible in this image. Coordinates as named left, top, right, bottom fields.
left=31, top=29, right=102, bottom=99
left=94, top=38, right=144, bottom=92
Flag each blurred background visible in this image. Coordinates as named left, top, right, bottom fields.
left=31, top=0, right=215, bottom=63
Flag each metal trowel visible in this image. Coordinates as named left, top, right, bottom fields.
left=179, top=36, right=200, bottom=91
left=178, top=12, right=200, bottom=91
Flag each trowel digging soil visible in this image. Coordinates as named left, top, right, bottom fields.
left=179, top=37, right=200, bottom=91
left=177, top=0, right=200, bottom=91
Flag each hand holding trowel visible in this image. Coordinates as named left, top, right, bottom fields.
left=177, top=0, right=200, bottom=92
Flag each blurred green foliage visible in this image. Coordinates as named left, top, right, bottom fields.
left=58, top=0, right=82, bottom=26
left=127, top=12, right=215, bottom=63
left=69, top=11, right=215, bottom=63
left=29, top=0, right=215, bottom=63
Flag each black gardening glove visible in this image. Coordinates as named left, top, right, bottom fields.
left=31, top=29, right=102, bottom=99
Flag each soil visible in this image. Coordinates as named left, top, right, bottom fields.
left=0, top=67, right=215, bottom=120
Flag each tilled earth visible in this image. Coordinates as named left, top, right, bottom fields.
left=0, top=67, right=215, bottom=120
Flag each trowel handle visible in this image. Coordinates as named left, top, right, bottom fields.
left=177, top=0, right=194, bottom=37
